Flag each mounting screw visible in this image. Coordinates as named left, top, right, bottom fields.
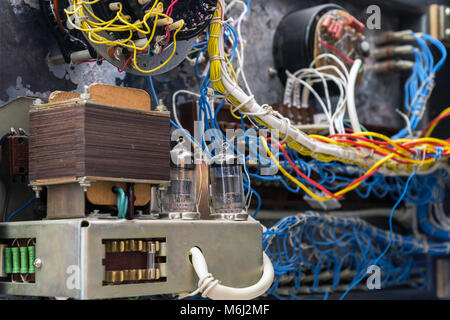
left=446, top=28, right=450, bottom=36
left=445, top=7, right=450, bottom=16
left=34, top=258, right=42, bottom=269
left=156, top=99, right=168, bottom=112
left=32, top=186, right=43, bottom=199
left=268, top=67, right=278, bottom=78
left=32, top=99, right=43, bottom=107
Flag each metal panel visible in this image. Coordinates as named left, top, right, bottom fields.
left=47, top=184, right=86, bottom=219
left=0, top=218, right=263, bottom=300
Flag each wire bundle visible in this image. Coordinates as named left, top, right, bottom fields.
left=263, top=211, right=450, bottom=299
left=393, top=33, right=447, bottom=139
left=65, top=0, right=184, bottom=74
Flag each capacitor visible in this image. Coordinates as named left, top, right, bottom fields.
left=209, top=152, right=247, bottom=221
left=321, top=15, right=333, bottom=29
left=162, top=141, right=199, bottom=220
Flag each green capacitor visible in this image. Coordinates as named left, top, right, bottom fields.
left=4, top=247, right=12, bottom=274
left=11, top=247, right=20, bottom=274
left=27, top=246, right=35, bottom=274
left=19, top=247, right=28, bottom=274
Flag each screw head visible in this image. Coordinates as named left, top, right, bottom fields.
left=34, top=258, right=42, bottom=269
left=445, top=7, right=450, bottom=16
left=268, top=67, right=278, bottom=78
left=446, top=28, right=450, bottom=36
left=32, top=99, right=43, bottom=106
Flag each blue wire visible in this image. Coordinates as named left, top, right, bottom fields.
left=339, top=168, right=417, bottom=299
left=6, top=196, right=36, bottom=222
left=148, top=75, right=159, bottom=104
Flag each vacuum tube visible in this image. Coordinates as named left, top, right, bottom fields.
left=209, top=153, right=248, bottom=221
left=163, top=142, right=199, bottom=220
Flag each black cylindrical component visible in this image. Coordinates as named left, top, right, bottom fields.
left=273, top=4, right=343, bottom=84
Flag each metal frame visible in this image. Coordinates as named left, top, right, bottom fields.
left=0, top=218, right=263, bottom=299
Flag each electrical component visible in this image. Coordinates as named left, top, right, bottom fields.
left=1, top=133, right=29, bottom=177
left=209, top=152, right=247, bottom=221
left=103, top=239, right=166, bottom=285
left=162, top=141, right=199, bottom=220
left=1, top=239, right=36, bottom=283
left=0, top=219, right=263, bottom=299
left=273, top=4, right=368, bottom=83
left=28, top=84, right=170, bottom=219
left=429, top=5, right=450, bottom=46
left=45, top=0, right=218, bottom=75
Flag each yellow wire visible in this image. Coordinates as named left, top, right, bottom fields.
left=66, top=0, right=183, bottom=74
left=132, top=20, right=184, bottom=73
left=260, top=136, right=397, bottom=201
left=425, top=107, right=450, bottom=137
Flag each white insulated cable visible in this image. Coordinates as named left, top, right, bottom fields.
left=347, top=59, right=362, bottom=133
left=187, top=247, right=274, bottom=300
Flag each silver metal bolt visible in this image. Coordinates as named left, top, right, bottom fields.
left=34, top=258, right=42, bottom=269
left=446, top=28, right=450, bottom=36
left=445, top=7, right=450, bottom=16
left=32, top=99, right=43, bottom=106
left=32, top=186, right=43, bottom=199
left=268, top=67, right=278, bottom=78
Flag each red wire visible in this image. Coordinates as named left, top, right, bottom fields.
left=419, top=112, right=450, bottom=138
left=117, top=49, right=147, bottom=72
left=218, top=0, right=224, bottom=18
left=267, top=138, right=342, bottom=199
left=330, top=138, right=433, bottom=165
left=319, top=41, right=355, bottom=64
left=328, top=133, right=417, bottom=155
left=76, top=58, right=105, bottom=66
left=162, top=0, right=179, bottom=52
left=53, top=0, right=65, bottom=33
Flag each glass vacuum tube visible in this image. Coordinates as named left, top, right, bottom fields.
left=163, top=143, right=199, bottom=220
left=209, top=153, right=248, bottom=221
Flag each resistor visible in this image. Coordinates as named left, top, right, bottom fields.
left=11, top=247, right=20, bottom=274
left=368, top=60, right=415, bottom=73
left=335, top=23, right=344, bottom=40
left=327, top=21, right=338, bottom=35
left=372, top=45, right=415, bottom=60
left=321, top=15, right=333, bottom=29
left=19, top=247, right=28, bottom=274
left=4, top=247, right=12, bottom=274
left=345, top=16, right=365, bottom=32
left=374, top=30, right=415, bottom=46
left=28, top=246, right=35, bottom=274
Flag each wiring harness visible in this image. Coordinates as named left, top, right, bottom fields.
left=263, top=211, right=450, bottom=300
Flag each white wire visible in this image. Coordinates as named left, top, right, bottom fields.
left=347, top=59, right=362, bottom=133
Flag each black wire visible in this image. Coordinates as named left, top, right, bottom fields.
left=2, top=181, right=10, bottom=222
